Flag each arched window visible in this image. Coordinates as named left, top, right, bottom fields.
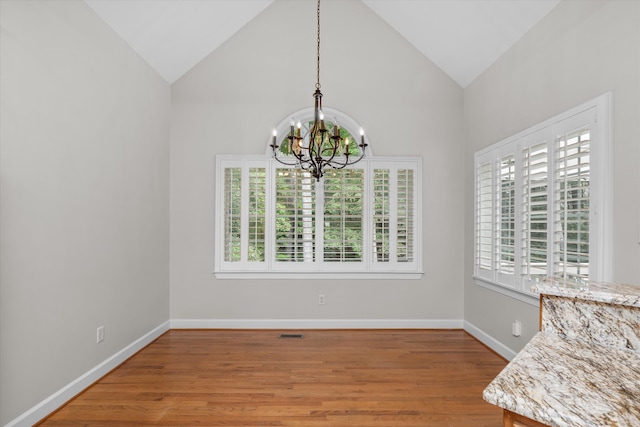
left=267, top=107, right=372, bottom=159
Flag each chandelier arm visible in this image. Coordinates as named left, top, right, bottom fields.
left=272, top=154, right=301, bottom=167
left=341, top=151, right=367, bottom=166
left=298, top=162, right=313, bottom=172
left=273, top=136, right=310, bottom=167
left=340, top=142, right=367, bottom=166
left=318, top=139, right=339, bottom=166
left=292, top=150, right=310, bottom=164
left=307, top=142, right=321, bottom=178
left=327, top=162, right=349, bottom=171
left=274, top=159, right=299, bottom=168
left=309, top=134, right=331, bottom=173
left=311, top=126, right=334, bottom=162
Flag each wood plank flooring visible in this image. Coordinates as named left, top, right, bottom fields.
left=39, top=329, right=507, bottom=426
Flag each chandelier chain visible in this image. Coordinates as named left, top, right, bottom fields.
left=316, top=0, right=321, bottom=90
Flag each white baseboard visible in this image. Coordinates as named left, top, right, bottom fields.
left=463, top=320, right=518, bottom=361
left=5, top=321, right=170, bottom=427
left=170, top=318, right=464, bottom=330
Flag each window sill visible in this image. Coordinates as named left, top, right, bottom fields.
left=214, top=271, right=424, bottom=280
left=473, top=276, right=540, bottom=307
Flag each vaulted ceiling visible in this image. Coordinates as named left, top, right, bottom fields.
left=84, top=0, right=560, bottom=87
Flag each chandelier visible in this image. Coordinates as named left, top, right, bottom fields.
left=270, top=0, right=367, bottom=181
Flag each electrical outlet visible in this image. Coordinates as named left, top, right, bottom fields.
left=318, top=294, right=325, bottom=305
left=97, top=326, right=105, bottom=343
left=512, top=320, right=521, bottom=337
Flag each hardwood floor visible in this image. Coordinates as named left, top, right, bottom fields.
left=39, top=329, right=507, bottom=426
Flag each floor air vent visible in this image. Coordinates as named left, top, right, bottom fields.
left=279, top=333, right=304, bottom=339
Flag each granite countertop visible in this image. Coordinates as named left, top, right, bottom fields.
left=483, top=333, right=640, bottom=427
left=532, top=279, right=640, bottom=308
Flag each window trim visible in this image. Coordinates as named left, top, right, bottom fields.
left=214, top=156, right=423, bottom=279
left=473, top=93, right=612, bottom=304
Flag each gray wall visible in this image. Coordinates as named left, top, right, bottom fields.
left=0, top=1, right=171, bottom=423
left=4, top=0, right=639, bottom=423
left=170, top=0, right=465, bottom=323
left=464, top=0, right=640, bottom=353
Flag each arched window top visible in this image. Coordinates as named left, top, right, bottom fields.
left=265, top=107, right=374, bottom=157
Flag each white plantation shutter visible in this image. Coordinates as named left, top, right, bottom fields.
left=397, top=169, right=414, bottom=263
left=275, top=168, right=316, bottom=263
left=223, top=167, right=242, bottom=262
left=496, top=153, right=516, bottom=285
left=553, top=127, right=591, bottom=282
left=521, top=139, right=549, bottom=287
left=323, top=169, right=364, bottom=262
left=215, top=156, right=422, bottom=277
left=473, top=93, right=611, bottom=300
left=248, top=168, right=266, bottom=262
left=372, top=169, right=390, bottom=262
left=217, top=158, right=269, bottom=271
left=475, top=157, right=493, bottom=281
left=370, top=163, right=420, bottom=271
